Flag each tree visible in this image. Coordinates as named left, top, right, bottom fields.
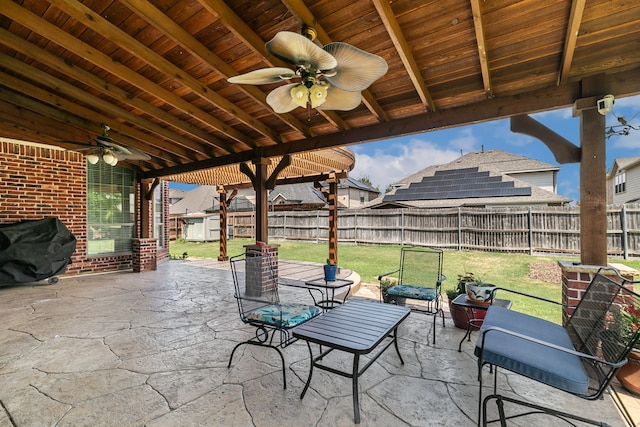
left=356, top=175, right=379, bottom=192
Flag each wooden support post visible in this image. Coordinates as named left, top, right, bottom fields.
left=218, top=188, right=237, bottom=261
left=327, top=174, right=338, bottom=266
left=218, top=187, right=228, bottom=261
left=575, top=74, right=608, bottom=266
left=253, top=158, right=269, bottom=243
left=139, top=178, right=153, bottom=238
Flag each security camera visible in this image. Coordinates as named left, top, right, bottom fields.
left=597, top=94, right=615, bottom=116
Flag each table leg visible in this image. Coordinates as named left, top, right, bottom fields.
left=392, top=327, right=404, bottom=364
left=458, top=307, right=473, bottom=352
left=300, top=341, right=314, bottom=399
left=352, top=353, right=360, bottom=424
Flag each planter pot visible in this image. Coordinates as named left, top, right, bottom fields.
left=323, top=264, right=337, bottom=281
left=465, top=282, right=496, bottom=305
left=617, top=349, right=640, bottom=396
left=448, top=299, right=488, bottom=330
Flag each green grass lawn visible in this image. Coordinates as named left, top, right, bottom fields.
left=170, top=238, right=640, bottom=324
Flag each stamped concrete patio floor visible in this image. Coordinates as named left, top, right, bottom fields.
left=0, top=258, right=635, bottom=426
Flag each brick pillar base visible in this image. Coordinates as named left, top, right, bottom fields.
left=244, top=244, right=279, bottom=296
left=558, top=260, right=638, bottom=325
left=132, top=238, right=158, bottom=272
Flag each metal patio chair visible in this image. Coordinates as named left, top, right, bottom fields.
left=378, top=246, right=446, bottom=344
left=475, top=267, right=640, bottom=426
left=228, top=250, right=322, bottom=389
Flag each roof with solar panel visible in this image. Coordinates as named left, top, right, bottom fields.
left=369, top=150, right=571, bottom=209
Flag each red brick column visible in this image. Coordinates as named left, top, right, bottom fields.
left=558, top=261, right=638, bottom=325
left=132, top=238, right=157, bottom=272
left=244, top=244, right=279, bottom=296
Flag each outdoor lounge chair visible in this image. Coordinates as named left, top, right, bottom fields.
left=475, top=267, right=640, bottom=426
left=228, top=250, right=322, bottom=389
left=378, top=246, right=446, bottom=344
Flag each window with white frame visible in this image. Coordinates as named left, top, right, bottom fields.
left=87, top=163, right=136, bottom=255
left=615, top=172, right=626, bottom=194
left=154, top=184, right=165, bottom=248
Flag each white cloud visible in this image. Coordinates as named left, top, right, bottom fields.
left=351, top=136, right=464, bottom=191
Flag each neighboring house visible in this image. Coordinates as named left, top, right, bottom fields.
left=607, top=157, right=640, bottom=204
left=269, top=183, right=326, bottom=211
left=337, top=177, right=380, bottom=208
left=368, top=149, right=571, bottom=209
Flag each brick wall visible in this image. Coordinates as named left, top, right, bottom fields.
left=0, top=140, right=169, bottom=277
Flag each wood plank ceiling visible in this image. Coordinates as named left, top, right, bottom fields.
left=1, top=0, right=640, bottom=186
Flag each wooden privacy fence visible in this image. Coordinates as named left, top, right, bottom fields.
left=229, top=204, right=640, bottom=259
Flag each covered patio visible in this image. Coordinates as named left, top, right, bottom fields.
left=0, top=259, right=635, bottom=426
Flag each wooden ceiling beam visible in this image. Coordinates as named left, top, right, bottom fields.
left=117, top=0, right=312, bottom=139
left=142, top=66, right=640, bottom=180
left=371, top=0, right=436, bottom=111
left=48, top=0, right=280, bottom=145
left=557, top=0, right=586, bottom=85
left=0, top=55, right=205, bottom=162
left=198, top=0, right=351, bottom=132
left=470, top=0, right=493, bottom=99
left=0, top=28, right=238, bottom=158
left=0, top=79, right=185, bottom=166
left=2, top=0, right=252, bottom=152
left=283, top=0, right=390, bottom=121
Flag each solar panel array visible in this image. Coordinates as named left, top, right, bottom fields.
left=383, top=167, right=532, bottom=202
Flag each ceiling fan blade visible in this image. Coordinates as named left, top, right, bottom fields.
left=228, top=67, right=295, bottom=85
left=266, top=83, right=301, bottom=113
left=114, top=147, right=151, bottom=161
left=266, top=31, right=337, bottom=70
left=318, top=87, right=362, bottom=111
left=97, top=138, right=133, bottom=156
left=323, top=42, right=388, bottom=91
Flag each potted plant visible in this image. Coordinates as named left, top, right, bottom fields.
left=614, top=304, right=640, bottom=395
left=324, top=258, right=337, bottom=282
left=379, top=278, right=405, bottom=305
left=464, top=278, right=497, bottom=305
left=447, top=272, right=476, bottom=329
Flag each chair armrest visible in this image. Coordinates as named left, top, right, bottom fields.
left=378, top=269, right=400, bottom=281
left=477, top=325, right=628, bottom=369
left=491, top=287, right=575, bottom=308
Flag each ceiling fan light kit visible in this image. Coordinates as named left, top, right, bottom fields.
left=64, top=124, right=150, bottom=166
left=228, top=30, right=387, bottom=113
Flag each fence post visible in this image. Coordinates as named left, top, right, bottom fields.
left=401, top=210, right=405, bottom=245
left=354, top=210, right=358, bottom=244
left=528, top=207, right=533, bottom=256
left=316, top=211, right=320, bottom=243
left=622, top=204, right=628, bottom=260
left=457, top=207, right=462, bottom=251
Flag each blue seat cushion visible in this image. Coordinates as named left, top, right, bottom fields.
left=247, top=303, right=322, bottom=328
left=474, top=306, right=589, bottom=395
left=387, top=284, right=437, bottom=300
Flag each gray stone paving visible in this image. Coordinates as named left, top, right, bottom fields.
left=0, top=258, right=632, bottom=426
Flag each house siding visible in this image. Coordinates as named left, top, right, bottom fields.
left=614, top=166, right=640, bottom=204
left=507, top=171, right=555, bottom=193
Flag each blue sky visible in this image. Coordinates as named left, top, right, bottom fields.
left=349, top=94, right=640, bottom=202
left=172, top=94, right=640, bottom=203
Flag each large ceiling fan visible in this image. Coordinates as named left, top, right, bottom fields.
left=64, top=124, right=151, bottom=166
left=227, top=28, right=388, bottom=113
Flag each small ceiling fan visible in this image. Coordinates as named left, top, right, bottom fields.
left=227, top=28, right=388, bottom=113
left=64, top=124, right=151, bottom=166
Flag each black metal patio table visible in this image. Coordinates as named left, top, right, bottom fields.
left=293, top=299, right=411, bottom=424
left=304, top=277, right=353, bottom=310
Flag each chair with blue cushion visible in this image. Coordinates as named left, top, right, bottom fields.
left=378, top=246, right=446, bottom=344
left=475, top=267, right=640, bottom=426
left=228, top=250, right=322, bottom=389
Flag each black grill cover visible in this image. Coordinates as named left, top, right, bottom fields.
left=0, top=218, right=76, bottom=285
